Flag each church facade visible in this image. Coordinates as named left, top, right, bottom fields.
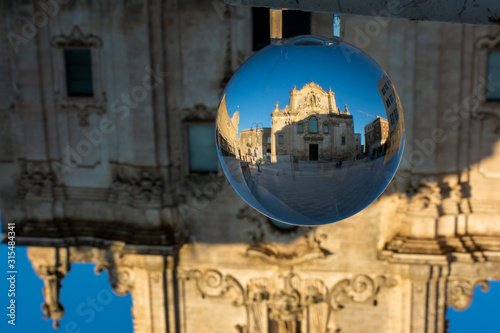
left=270, top=82, right=361, bottom=163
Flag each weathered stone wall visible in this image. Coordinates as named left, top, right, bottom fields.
left=1, top=2, right=500, bottom=333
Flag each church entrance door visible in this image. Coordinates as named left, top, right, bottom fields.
left=309, top=144, right=318, bottom=161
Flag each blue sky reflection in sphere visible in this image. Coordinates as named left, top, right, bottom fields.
left=216, top=36, right=405, bottom=226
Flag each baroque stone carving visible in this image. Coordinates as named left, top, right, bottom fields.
left=238, top=206, right=332, bottom=265
left=19, top=162, right=53, bottom=197
left=51, top=26, right=102, bottom=48
left=245, top=230, right=332, bottom=266
left=183, top=268, right=397, bottom=332
left=405, top=175, right=442, bottom=213
left=447, top=278, right=489, bottom=310
left=112, top=168, right=164, bottom=204
left=59, top=101, right=107, bottom=127
left=95, top=264, right=135, bottom=295
left=179, top=104, right=217, bottom=121
left=329, top=275, right=397, bottom=310
left=28, top=248, right=70, bottom=329
left=181, top=269, right=245, bottom=306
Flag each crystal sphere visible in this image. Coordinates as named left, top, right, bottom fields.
left=216, top=36, right=405, bottom=226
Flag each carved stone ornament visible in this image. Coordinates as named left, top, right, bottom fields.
left=59, top=101, right=106, bottom=127
left=182, top=268, right=397, bottom=332
left=238, top=206, right=332, bottom=266
left=245, top=231, right=332, bottom=266
left=329, top=274, right=397, bottom=310
left=112, top=168, right=164, bottom=204
left=95, top=264, right=135, bottom=295
left=19, top=162, right=53, bottom=197
left=404, top=175, right=442, bottom=213
left=179, top=104, right=217, bottom=121
left=447, top=278, right=489, bottom=310
left=28, top=247, right=70, bottom=330
left=51, top=26, right=102, bottom=48
left=181, top=269, right=245, bottom=306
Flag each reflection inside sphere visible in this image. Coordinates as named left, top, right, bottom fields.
left=216, top=36, right=405, bottom=226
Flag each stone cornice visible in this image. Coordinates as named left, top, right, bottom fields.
left=379, top=234, right=500, bottom=265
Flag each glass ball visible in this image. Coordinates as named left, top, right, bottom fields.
left=216, top=36, right=405, bottom=226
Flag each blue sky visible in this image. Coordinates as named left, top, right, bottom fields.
left=222, top=42, right=390, bottom=145
left=1, top=242, right=500, bottom=332
left=0, top=244, right=133, bottom=333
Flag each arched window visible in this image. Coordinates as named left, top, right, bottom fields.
left=309, top=116, right=318, bottom=133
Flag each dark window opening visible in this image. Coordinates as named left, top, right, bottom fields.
left=252, top=7, right=270, bottom=51
left=283, top=10, right=311, bottom=38
left=252, top=8, right=311, bottom=51
left=64, top=49, right=93, bottom=96
left=342, top=136, right=346, bottom=144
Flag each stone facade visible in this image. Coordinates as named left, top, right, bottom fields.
left=216, top=94, right=240, bottom=158
left=1, top=1, right=500, bottom=333
left=364, top=116, right=389, bottom=157
left=239, top=127, right=271, bottom=163
left=270, top=82, right=359, bottom=163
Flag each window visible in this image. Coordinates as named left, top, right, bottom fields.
left=283, top=10, right=311, bottom=38
left=384, top=83, right=389, bottom=91
left=249, top=137, right=252, bottom=144
left=394, top=108, right=399, bottom=121
left=252, top=8, right=311, bottom=51
left=381, top=87, right=386, bottom=95
left=278, top=135, right=284, bottom=144
left=267, top=137, right=271, bottom=144
left=356, top=145, right=359, bottom=151
left=389, top=94, right=394, bottom=103
left=390, top=114, right=395, bottom=126
left=297, top=123, right=303, bottom=133
left=309, top=116, right=318, bottom=133
left=243, top=138, right=246, bottom=143
left=342, top=136, right=346, bottom=144
left=487, top=51, right=500, bottom=100
left=188, top=124, right=218, bottom=173
left=356, top=137, right=359, bottom=142
left=323, top=124, right=329, bottom=134
left=64, top=49, right=93, bottom=96
left=252, top=7, right=270, bottom=51
left=386, top=99, right=391, bottom=107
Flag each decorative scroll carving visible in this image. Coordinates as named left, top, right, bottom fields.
left=183, top=268, right=396, bottom=333
left=179, top=104, right=217, bottom=121
left=329, top=275, right=397, bottom=311
left=447, top=279, right=489, bottom=310
left=95, top=264, right=135, bottom=295
left=112, top=168, right=164, bottom=204
left=183, top=269, right=245, bottom=306
left=59, top=102, right=107, bottom=127
left=51, top=26, right=102, bottom=48
left=19, top=162, right=53, bottom=197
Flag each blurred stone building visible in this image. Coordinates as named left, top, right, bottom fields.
left=1, top=1, right=500, bottom=333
